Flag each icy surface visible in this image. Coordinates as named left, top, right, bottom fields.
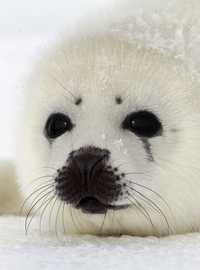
left=0, top=216, right=200, bottom=270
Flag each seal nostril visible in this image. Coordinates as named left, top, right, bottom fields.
left=69, top=146, right=111, bottom=185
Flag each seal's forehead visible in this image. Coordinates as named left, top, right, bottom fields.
left=40, top=36, right=190, bottom=100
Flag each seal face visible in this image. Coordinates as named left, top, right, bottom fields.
left=17, top=24, right=200, bottom=236
left=46, top=109, right=163, bottom=214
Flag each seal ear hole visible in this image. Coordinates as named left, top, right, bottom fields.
left=45, top=113, right=74, bottom=140
left=122, top=110, right=162, bottom=138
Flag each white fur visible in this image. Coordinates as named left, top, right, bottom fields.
left=3, top=0, right=200, bottom=236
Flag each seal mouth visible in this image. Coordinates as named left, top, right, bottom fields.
left=76, top=196, right=129, bottom=214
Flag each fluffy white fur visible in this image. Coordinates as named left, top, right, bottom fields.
left=2, top=0, right=200, bottom=236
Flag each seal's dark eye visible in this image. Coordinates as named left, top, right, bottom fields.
left=45, top=113, right=74, bottom=139
left=122, top=110, right=162, bottom=138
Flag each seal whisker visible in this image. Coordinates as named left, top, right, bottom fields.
left=99, top=210, right=107, bottom=235
left=39, top=195, right=55, bottom=235
left=25, top=190, right=54, bottom=234
left=62, top=202, right=66, bottom=234
left=48, top=72, right=76, bottom=102
left=127, top=185, right=171, bottom=234
left=69, top=206, right=80, bottom=233
left=30, top=175, right=55, bottom=186
left=127, top=193, right=157, bottom=234
left=20, top=183, right=54, bottom=214
left=127, top=180, right=171, bottom=212
left=55, top=200, right=63, bottom=240
left=48, top=196, right=58, bottom=232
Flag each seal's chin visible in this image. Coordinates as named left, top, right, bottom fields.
left=76, top=196, right=129, bottom=214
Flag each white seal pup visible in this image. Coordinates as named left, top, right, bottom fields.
left=12, top=0, right=200, bottom=236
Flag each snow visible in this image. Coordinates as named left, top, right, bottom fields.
left=1, top=0, right=200, bottom=269
left=0, top=216, right=199, bottom=270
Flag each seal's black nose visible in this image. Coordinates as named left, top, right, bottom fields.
left=71, top=147, right=110, bottom=187
left=55, top=146, right=122, bottom=214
